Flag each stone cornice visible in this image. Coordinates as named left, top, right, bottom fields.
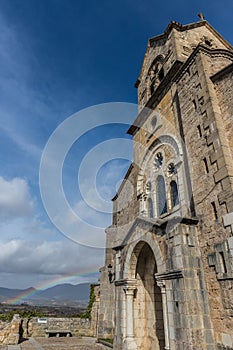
left=112, top=244, right=125, bottom=252
left=211, top=62, right=233, bottom=82
left=175, top=45, right=233, bottom=83
left=148, top=21, right=232, bottom=51
left=117, top=215, right=198, bottom=247
left=121, top=216, right=164, bottom=246
left=148, top=21, right=210, bottom=46
left=114, top=278, right=137, bottom=288
left=155, top=270, right=183, bottom=281
left=111, top=162, right=135, bottom=201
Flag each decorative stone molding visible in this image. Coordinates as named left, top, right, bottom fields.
left=114, top=279, right=137, bottom=288
left=123, top=231, right=165, bottom=278
left=175, top=45, right=233, bottom=84
left=121, top=215, right=199, bottom=248
left=154, top=270, right=183, bottom=282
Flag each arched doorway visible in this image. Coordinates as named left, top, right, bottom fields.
left=130, top=242, right=165, bottom=350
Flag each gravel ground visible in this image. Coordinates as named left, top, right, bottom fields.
left=20, top=337, right=108, bottom=350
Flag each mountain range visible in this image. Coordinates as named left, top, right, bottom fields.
left=0, top=283, right=91, bottom=306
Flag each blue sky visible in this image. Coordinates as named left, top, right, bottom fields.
left=0, top=0, right=232, bottom=289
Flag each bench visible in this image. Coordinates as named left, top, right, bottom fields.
left=45, top=330, right=72, bottom=338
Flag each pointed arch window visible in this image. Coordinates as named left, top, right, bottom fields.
left=158, top=67, right=164, bottom=81
left=170, top=181, right=179, bottom=208
left=157, top=176, right=167, bottom=216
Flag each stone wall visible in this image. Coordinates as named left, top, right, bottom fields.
left=0, top=286, right=100, bottom=345
left=24, top=316, right=93, bottom=337
left=0, top=312, right=99, bottom=345
left=0, top=314, right=21, bottom=345
left=175, top=47, right=233, bottom=345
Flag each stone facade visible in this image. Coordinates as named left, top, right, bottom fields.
left=97, top=20, right=233, bottom=349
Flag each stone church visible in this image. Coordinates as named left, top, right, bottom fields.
left=96, top=18, right=233, bottom=349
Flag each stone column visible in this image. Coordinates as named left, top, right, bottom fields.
left=157, top=280, right=170, bottom=350
left=123, top=284, right=137, bottom=350
left=139, top=193, right=148, bottom=217
left=155, top=270, right=183, bottom=350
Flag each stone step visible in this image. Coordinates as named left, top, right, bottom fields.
left=28, top=338, right=44, bottom=349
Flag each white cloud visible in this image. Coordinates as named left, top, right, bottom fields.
left=0, top=238, right=104, bottom=277
left=0, top=177, right=34, bottom=220
left=0, top=122, right=42, bottom=158
left=0, top=175, right=105, bottom=288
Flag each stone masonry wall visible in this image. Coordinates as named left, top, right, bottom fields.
left=24, top=316, right=93, bottom=338
left=0, top=311, right=99, bottom=345
left=213, top=64, right=233, bottom=201
left=0, top=314, right=21, bottom=345
left=176, top=48, right=233, bottom=346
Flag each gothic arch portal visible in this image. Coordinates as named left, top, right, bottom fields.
left=123, top=232, right=165, bottom=279
left=123, top=237, right=166, bottom=350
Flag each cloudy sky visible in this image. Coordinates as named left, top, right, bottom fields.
left=0, top=0, right=232, bottom=290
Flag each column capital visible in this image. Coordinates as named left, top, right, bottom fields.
left=123, top=279, right=137, bottom=294
left=156, top=279, right=165, bottom=289
left=124, top=286, right=136, bottom=295
left=115, top=278, right=137, bottom=287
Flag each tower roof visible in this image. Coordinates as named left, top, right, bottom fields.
left=135, top=20, right=233, bottom=87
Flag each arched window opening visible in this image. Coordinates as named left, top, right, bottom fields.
left=219, top=251, right=227, bottom=273
left=170, top=181, right=179, bottom=208
left=158, top=67, right=164, bottom=81
left=154, top=152, right=163, bottom=170
left=148, top=198, right=154, bottom=218
left=157, top=176, right=167, bottom=216
left=150, top=78, right=155, bottom=95
left=148, top=56, right=164, bottom=97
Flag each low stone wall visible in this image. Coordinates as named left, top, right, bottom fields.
left=0, top=314, right=96, bottom=345
left=24, top=317, right=93, bottom=338
left=0, top=314, right=21, bottom=345
left=0, top=288, right=101, bottom=345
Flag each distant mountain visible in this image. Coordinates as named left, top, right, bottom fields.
left=0, top=286, right=36, bottom=300
left=0, top=283, right=91, bottom=305
left=35, top=283, right=90, bottom=301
